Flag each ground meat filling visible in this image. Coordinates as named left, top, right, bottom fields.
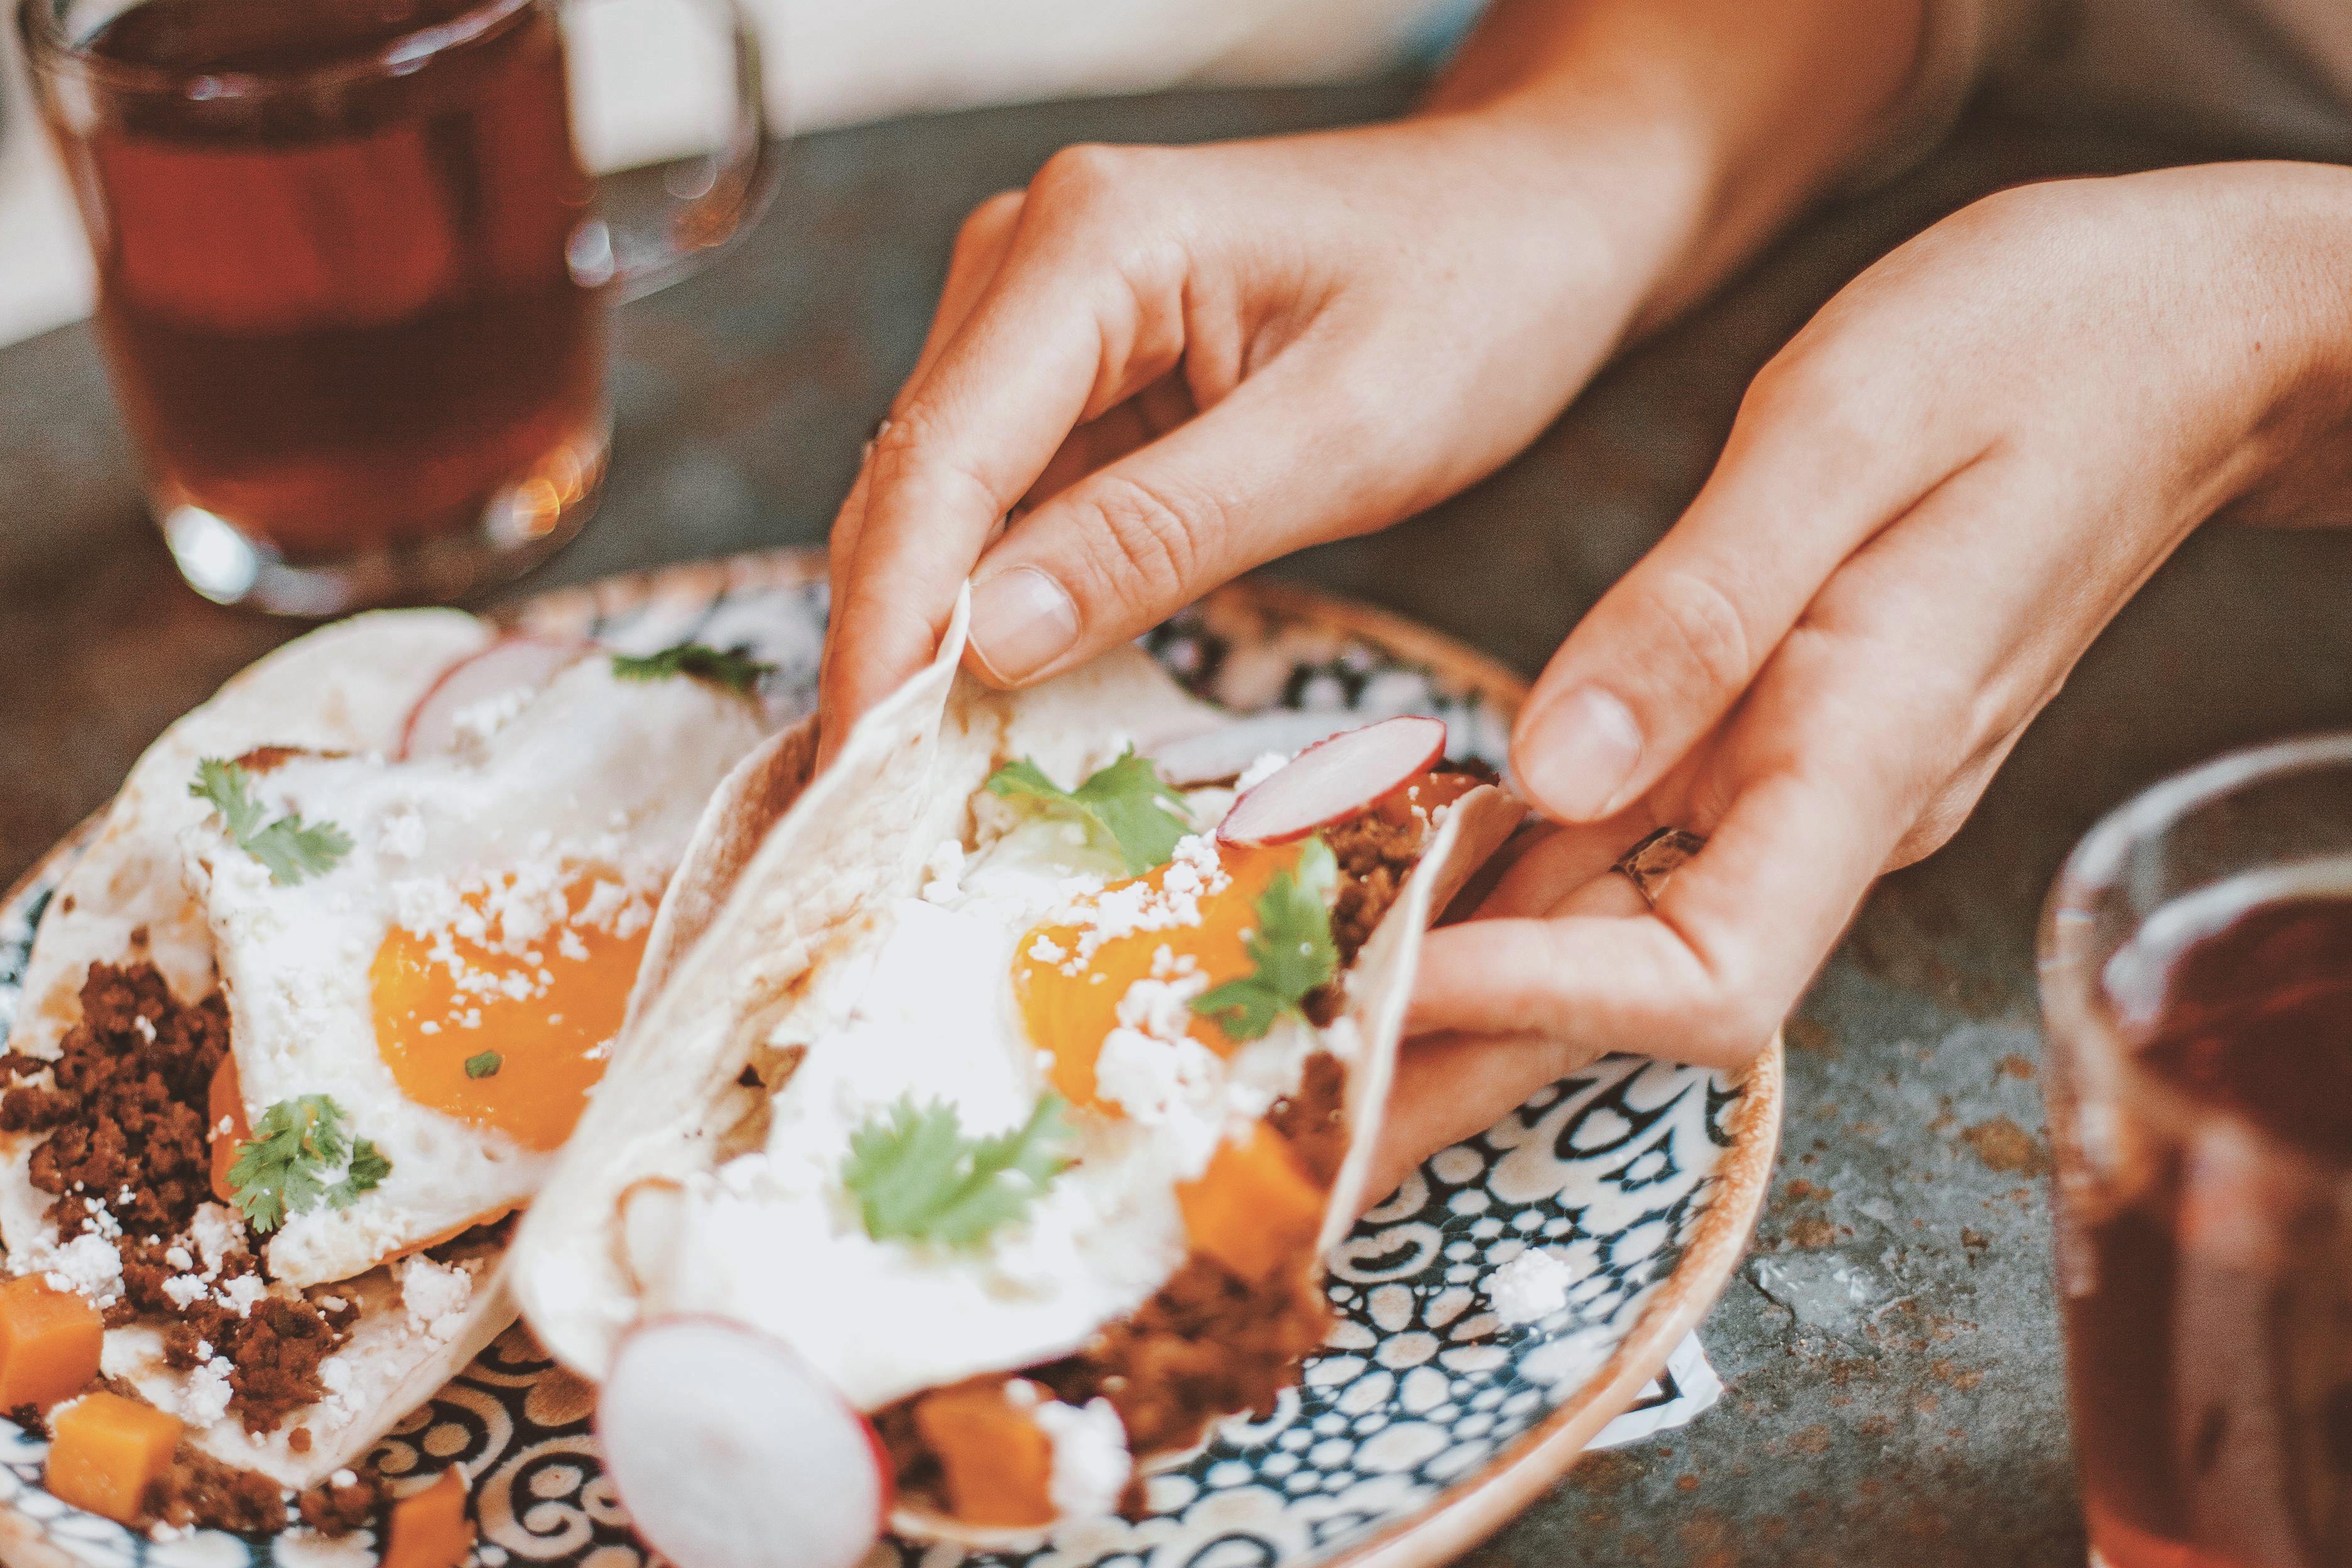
left=880, top=1060, right=1346, bottom=1515
left=152, top=1444, right=285, bottom=1534
left=297, top=1469, right=386, bottom=1536
left=1, top=961, right=225, bottom=1240
left=1, top=962, right=359, bottom=1443
left=1302, top=766, right=1488, bottom=1025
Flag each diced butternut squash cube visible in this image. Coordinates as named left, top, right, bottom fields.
left=209, top=1052, right=249, bottom=1204
left=46, top=1391, right=180, bottom=1525
left=1177, top=1124, right=1324, bottom=1285
left=913, top=1381, right=1055, bottom=1529
left=0, top=1275, right=104, bottom=1410
left=379, top=1469, right=475, bottom=1568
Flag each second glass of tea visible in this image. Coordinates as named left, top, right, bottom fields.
left=2042, top=734, right=2352, bottom=1568
left=18, top=0, right=770, bottom=614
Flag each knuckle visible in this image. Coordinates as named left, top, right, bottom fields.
left=1032, top=143, right=1139, bottom=212
left=954, top=190, right=1025, bottom=253
left=1630, top=567, right=1755, bottom=702
left=1069, top=470, right=1218, bottom=610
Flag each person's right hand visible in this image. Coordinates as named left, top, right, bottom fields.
left=813, top=0, right=1925, bottom=756
left=815, top=119, right=1655, bottom=754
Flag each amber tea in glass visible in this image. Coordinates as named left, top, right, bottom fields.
left=2042, top=736, right=2352, bottom=1568
left=19, top=0, right=770, bottom=613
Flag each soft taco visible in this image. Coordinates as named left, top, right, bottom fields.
left=0, top=609, right=782, bottom=1537
left=511, top=597, right=1523, bottom=1547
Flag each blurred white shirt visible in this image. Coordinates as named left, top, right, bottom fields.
left=0, top=0, right=2348, bottom=349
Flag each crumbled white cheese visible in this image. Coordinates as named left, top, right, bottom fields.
left=132, top=1015, right=157, bottom=1045
left=1048, top=833, right=1229, bottom=971
left=377, top=807, right=428, bottom=861
left=1234, top=751, right=1292, bottom=793
left=399, top=1255, right=474, bottom=1340
left=1488, top=1246, right=1575, bottom=1324
left=1035, top=1396, right=1132, bottom=1518
left=161, top=1273, right=210, bottom=1310
left=35, top=1231, right=123, bottom=1306
left=189, top=1204, right=243, bottom=1277
left=178, top=1357, right=235, bottom=1427
left=448, top=687, right=534, bottom=748
left=1094, top=967, right=1228, bottom=1176
left=920, top=838, right=966, bottom=905
left=217, top=1273, right=267, bottom=1317
left=330, top=1468, right=357, bottom=1488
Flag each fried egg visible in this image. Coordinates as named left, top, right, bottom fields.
left=636, top=769, right=1342, bottom=1410
left=185, top=655, right=769, bottom=1287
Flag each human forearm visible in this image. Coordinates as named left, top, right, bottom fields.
left=1424, top=0, right=1930, bottom=332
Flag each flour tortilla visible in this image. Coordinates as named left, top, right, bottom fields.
left=511, top=593, right=1522, bottom=1469
left=0, top=612, right=523, bottom=1489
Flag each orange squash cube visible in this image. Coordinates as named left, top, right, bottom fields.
left=208, top=1052, right=249, bottom=1204
left=0, top=1275, right=104, bottom=1411
left=913, top=1381, right=1056, bottom=1529
left=380, top=1469, right=476, bottom=1568
left=1176, top=1124, right=1325, bottom=1284
left=46, top=1391, right=181, bottom=1525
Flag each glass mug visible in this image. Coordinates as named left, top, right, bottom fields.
left=2040, top=734, right=2352, bottom=1568
left=18, top=0, right=770, bottom=614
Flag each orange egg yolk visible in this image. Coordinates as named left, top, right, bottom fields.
left=368, top=874, right=648, bottom=1151
left=1014, top=841, right=1302, bottom=1110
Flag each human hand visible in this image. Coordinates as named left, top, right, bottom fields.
left=815, top=0, right=1927, bottom=762
left=1378, top=162, right=2352, bottom=1186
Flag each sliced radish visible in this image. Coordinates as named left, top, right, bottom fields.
left=599, top=1315, right=891, bottom=1568
left=1216, top=715, right=1447, bottom=846
left=1149, top=710, right=1368, bottom=788
left=396, top=636, right=589, bottom=759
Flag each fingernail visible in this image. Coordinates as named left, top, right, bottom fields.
left=1516, top=686, right=1643, bottom=822
left=967, top=566, right=1079, bottom=684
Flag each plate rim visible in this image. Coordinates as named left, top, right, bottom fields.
left=0, top=547, right=1783, bottom=1568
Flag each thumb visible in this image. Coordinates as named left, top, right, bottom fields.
left=1508, top=376, right=1968, bottom=823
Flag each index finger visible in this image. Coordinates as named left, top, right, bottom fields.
left=817, top=244, right=1136, bottom=758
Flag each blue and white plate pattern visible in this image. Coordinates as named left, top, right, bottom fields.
left=0, top=552, right=1778, bottom=1568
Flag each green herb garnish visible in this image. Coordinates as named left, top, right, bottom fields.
left=189, top=759, right=352, bottom=887
left=840, top=1093, right=1073, bottom=1247
left=464, top=1052, right=503, bottom=1079
left=986, top=748, right=1191, bottom=874
left=610, top=641, right=775, bottom=695
left=1190, top=837, right=1340, bottom=1042
left=226, top=1094, right=393, bottom=1234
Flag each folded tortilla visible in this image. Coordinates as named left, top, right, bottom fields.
left=512, top=596, right=1522, bottom=1540
left=0, top=612, right=518, bottom=1489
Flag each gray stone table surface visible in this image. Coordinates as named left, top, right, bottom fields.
left=7, top=77, right=2352, bottom=1568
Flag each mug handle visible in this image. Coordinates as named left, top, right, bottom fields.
left=571, top=0, right=774, bottom=302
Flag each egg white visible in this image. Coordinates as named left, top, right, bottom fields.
left=185, top=658, right=769, bottom=1287
left=645, top=782, right=1326, bottom=1412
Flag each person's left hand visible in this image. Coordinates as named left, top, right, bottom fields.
left=1372, top=161, right=2352, bottom=1190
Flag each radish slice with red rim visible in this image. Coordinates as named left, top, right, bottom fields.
left=1216, top=715, right=1448, bottom=846
left=396, top=635, right=588, bottom=760
left=599, top=1315, right=891, bottom=1568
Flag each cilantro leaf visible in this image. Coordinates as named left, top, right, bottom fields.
left=986, top=748, right=1192, bottom=873
left=189, top=759, right=351, bottom=886
left=464, top=1052, right=503, bottom=1079
left=226, top=1094, right=393, bottom=1234
left=609, top=641, right=775, bottom=695
left=841, top=1093, right=1073, bottom=1247
left=1190, top=837, right=1340, bottom=1042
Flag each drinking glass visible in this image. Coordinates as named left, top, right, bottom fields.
left=18, top=0, right=770, bottom=614
left=2040, top=734, right=2352, bottom=1568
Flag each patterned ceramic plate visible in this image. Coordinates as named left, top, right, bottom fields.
left=0, top=550, right=1780, bottom=1568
